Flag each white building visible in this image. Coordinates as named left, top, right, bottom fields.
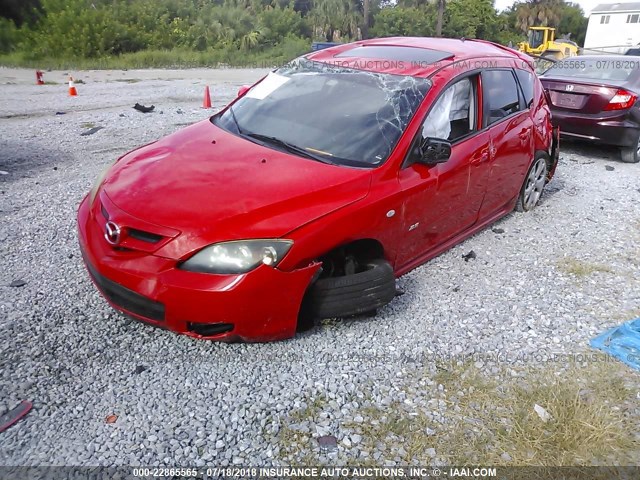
left=584, top=2, right=640, bottom=53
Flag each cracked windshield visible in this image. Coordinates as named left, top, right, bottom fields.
left=213, top=59, right=431, bottom=167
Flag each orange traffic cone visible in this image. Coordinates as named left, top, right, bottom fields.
left=202, top=86, right=212, bottom=109
left=68, top=76, right=78, bottom=96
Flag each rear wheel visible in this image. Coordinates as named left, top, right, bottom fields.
left=620, top=134, right=640, bottom=163
left=515, top=156, right=548, bottom=212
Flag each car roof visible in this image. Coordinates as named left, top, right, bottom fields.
left=305, top=37, right=527, bottom=78
left=571, top=54, right=639, bottom=60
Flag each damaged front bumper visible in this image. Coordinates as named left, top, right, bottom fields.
left=77, top=195, right=321, bottom=342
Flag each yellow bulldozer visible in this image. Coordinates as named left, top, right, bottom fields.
left=517, top=27, right=579, bottom=60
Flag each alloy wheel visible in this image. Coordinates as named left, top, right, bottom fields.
left=523, top=158, right=547, bottom=210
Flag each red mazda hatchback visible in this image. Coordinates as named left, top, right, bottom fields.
left=77, top=37, right=559, bottom=342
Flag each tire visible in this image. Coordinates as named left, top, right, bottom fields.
left=515, top=156, right=549, bottom=212
left=307, top=259, right=396, bottom=319
left=620, top=133, right=640, bottom=163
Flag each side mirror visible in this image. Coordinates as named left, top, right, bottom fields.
left=237, top=85, right=250, bottom=97
left=418, top=138, right=452, bottom=165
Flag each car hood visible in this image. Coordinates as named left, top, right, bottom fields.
left=102, top=119, right=372, bottom=258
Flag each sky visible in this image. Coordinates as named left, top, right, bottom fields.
left=493, top=0, right=604, bottom=15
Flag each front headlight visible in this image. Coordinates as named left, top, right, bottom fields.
left=89, top=161, right=116, bottom=206
left=180, top=239, right=293, bottom=274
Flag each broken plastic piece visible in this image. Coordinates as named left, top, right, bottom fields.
left=133, top=103, right=155, bottom=113
left=9, top=279, right=26, bottom=287
left=80, top=127, right=104, bottom=136
left=0, top=400, right=32, bottom=433
left=462, top=250, right=477, bottom=262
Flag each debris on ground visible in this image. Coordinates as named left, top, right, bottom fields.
left=534, top=403, right=552, bottom=423
left=55, top=112, right=66, bottom=115
left=9, top=280, right=27, bottom=287
left=462, top=250, right=477, bottom=262
left=492, top=227, right=505, bottom=234
left=133, top=365, right=148, bottom=375
left=591, top=317, right=640, bottom=371
left=0, top=170, right=8, bottom=175
left=105, top=414, right=118, bottom=424
left=395, top=285, right=405, bottom=297
left=133, top=103, right=155, bottom=113
left=80, top=126, right=104, bottom=136
left=317, top=435, right=338, bottom=452
left=0, top=401, right=32, bottom=433
left=605, top=165, right=615, bottom=171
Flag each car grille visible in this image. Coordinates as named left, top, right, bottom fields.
left=84, top=257, right=165, bottom=322
left=100, top=202, right=165, bottom=245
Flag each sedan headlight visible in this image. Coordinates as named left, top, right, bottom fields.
left=180, top=240, right=293, bottom=274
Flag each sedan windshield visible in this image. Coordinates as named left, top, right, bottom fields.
left=212, top=59, right=431, bottom=167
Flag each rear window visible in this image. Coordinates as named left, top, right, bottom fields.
left=515, top=69, right=535, bottom=107
left=483, top=70, right=521, bottom=125
left=544, top=58, right=638, bottom=81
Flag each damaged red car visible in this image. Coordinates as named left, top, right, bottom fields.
left=77, top=37, right=559, bottom=342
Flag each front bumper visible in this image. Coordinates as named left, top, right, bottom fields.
left=77, top=195, right=320, bottom=342
left=551, top=110, right=640, bottom=148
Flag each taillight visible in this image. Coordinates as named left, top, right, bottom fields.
left=604, top=89, right=638, bottom=111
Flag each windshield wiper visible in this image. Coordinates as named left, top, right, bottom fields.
left=245, top=133, right=335, bottom=165
left=228, top=106, right=247, bottom=135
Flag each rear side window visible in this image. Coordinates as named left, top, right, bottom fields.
left=483, top=70, right=521, bottom=125
left=515, top=69, right=535, bottom=108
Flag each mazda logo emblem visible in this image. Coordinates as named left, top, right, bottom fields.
left=104, top=221, right=121, bottom=245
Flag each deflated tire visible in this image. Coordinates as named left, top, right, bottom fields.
left=308, top=259, right=397, bottom=319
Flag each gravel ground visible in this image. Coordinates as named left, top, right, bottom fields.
left=1, top=68, right=639, bottom=466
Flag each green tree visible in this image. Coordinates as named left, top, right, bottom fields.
left=370, top=6, right=436, bottom=37
left=443, top=0, right=500, bottom=40
left=558, top=2, right=587, bottom=45
left=309, top=0, right=361, bottom=41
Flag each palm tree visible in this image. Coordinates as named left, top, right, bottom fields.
left=435, top=0, right=445, bottom=37
left=515, top=0, right=564, bottom=33
left=310, top=0, right=361, bottom=41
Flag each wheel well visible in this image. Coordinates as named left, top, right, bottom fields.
left=297, top=239, right=388, bottom=331
left=316, top=239, right=385, bottom=279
